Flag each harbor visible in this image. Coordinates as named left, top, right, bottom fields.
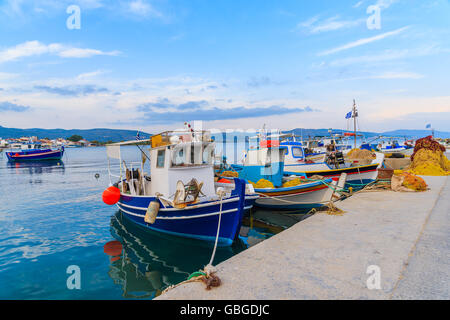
left=1, top=122, right=449, bottom=301
left=1, top=1, right=450, bottom=305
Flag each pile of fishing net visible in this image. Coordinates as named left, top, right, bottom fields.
left=408, top=136, right=449, bottom=176
left=248, top=179, right=274, bottom=189
left=282, top=178, right=304, bottom=188
left=220, top=170, right=239, bottom=178
left=346, top=148, right=376, bottom=160
left=391, top=171, right=428, bottom=192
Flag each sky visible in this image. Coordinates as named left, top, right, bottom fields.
left=0, top=0, right=449, bottom=134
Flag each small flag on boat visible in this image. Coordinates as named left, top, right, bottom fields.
left=426, top=124, right=431, bottom=129
left=345, top=111, right=352, bottom=119
left=136, top=131, right=141, bottom=140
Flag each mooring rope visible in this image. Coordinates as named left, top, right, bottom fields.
left=208, top=192, right=224, bottom=266
left=160, top=192, right=225, bottom=295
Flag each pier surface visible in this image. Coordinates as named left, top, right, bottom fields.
left=157, top=176, right=449, bottom=300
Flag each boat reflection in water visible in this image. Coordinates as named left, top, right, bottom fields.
left=7, top=160, right=65, bottom=175
left=105, top=208, right=302, bottom=299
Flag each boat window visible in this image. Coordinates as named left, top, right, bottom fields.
left=292, top=147, right=303, bottom=158
left=202, top=147, right=214, bottom=164
left=156, top=150, right=165, bottom=168
left=173, top=148, right=184, bottom=166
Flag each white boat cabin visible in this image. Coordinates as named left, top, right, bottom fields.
left=106, top=130, right=218, bottom=199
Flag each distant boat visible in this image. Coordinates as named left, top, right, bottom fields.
left=285, top=100, right=385, bottom=185
left=5, top=143, right=64, bottom=161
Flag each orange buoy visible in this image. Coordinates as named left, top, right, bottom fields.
left=103, top=240, right=123, bottom=256
left=102, top=186, right=121, bottom=205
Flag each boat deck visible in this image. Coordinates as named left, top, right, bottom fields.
left=157, top=175, right=449, bottom=299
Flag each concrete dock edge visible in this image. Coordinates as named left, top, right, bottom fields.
left=157, top=176, right=449, bottom=300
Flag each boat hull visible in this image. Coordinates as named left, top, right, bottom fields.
left=116, top=179, right=247, bottom=246
left=6, top=148, right=64, bottom=161
left=254, top=178, right=335, bottom=211
left=285, top=163, right=379, bottom=184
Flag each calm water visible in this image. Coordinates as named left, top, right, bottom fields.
left=0, top=147, right=304, bottom=300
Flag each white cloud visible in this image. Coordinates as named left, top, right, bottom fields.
left=328, top=45, right=442, bottom=67
left=296, top=15, right=365, bottom=34
left=0, top=41, right=120, bottom=63
left=127, top=0, right=163, bottom=19
left=318, top=26, right=410, bottom=56
left=76, top=70, right=108, bottom=79
left=369, top=72, right=424, bottom=79
left=353, top=1, right=364, bottom=8
left=375, top=0, right=399, bottom=9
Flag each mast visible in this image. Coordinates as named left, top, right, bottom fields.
left=353, top=99, right=357, bottom=149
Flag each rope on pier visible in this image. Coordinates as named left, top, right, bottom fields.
left=161, top=194, right=225, bottom=295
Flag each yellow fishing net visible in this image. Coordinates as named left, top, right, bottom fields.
left=391, top=171, right=428, bottom=192
left=221, top=171, right=239, bottom=177
left=408, top=148, right=450, bottom=176
left=346, top=148, right=376, bottom=160
left=248, top=179, right=275, bottom=189
left=282, top=178, right=304, bottom=188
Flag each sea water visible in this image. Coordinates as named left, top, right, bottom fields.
left=0, top=147, right=304, bottom=300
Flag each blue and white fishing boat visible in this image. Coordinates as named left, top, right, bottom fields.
left=103, top=128, right=256, bottom=246
left=375, top=138, right=414, bottom=154
left=5, top=143, right=64, bottom=162
left=228, top=139, right=346, bottom=211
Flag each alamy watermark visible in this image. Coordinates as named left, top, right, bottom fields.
left=366, top=5, right=381, bottom=30
left=66, top=5, right=81, bottom=30
left=66, top=265, right=81, bottom=290
left=366, top=265, right=381, bottom=290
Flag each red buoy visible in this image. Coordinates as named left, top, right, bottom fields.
left=104, top=240, right=123, bottom=256
left=102, top=186, right=121, bottom=205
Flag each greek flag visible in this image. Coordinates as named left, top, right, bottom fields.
left=345, top=111, right=352, bottom=119
left=426, top=124, right=431, bottom=129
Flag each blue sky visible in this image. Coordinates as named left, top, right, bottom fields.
left=0, top=0, right=449, bottom=133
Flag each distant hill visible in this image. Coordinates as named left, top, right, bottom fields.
left=283, top=128, right=450, bottom=139
left=379, top=130, right=450, bottom=139
left=0, top=126, right=151, bottom=142
left=1, top=125, right=448, bottom=142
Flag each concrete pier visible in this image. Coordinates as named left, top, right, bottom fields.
left=157, top=176, right=449, bottom=300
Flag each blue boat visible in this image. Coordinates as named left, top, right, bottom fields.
left=226, top=138, right=346, bottom=211
left=103, top=129, right=257, bottom=246
left=6, top=143, right=64, bottom=162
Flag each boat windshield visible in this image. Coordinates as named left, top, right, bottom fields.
left=292, top=147, right=304, bottom=158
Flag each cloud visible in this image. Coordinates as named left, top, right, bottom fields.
left=0, top=41, right=120, bottom=63
left=76, top=70, right=107, bottom=79
left=135, top=99, right=315, bottom=123
left=0, top=101, right=30, bottom=112
left=318, top=26, right=410, bottom=56
left=328, top=46, right=441, bottom=67
left=247, top=76, right=272, bottom=88
left=34, top=85, right=110, bottom=96
left=137, top=99, right=209, bottom=112
left=297, top=15, right=365, bottom=34
left=126, top=0, right=164, bottom=19
left=375, top=0, right=399, bottom=9
left=353, top=1, right=365, bottom=8
left=369, top=72, right=424, bottom=79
